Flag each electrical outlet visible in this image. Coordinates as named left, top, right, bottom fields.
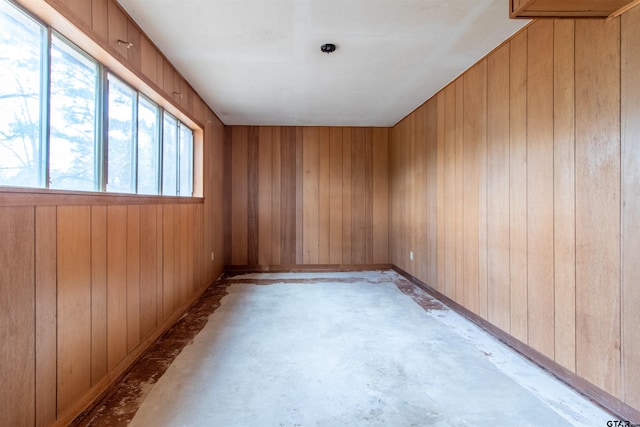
left=410, top=251, right=414, bottom=261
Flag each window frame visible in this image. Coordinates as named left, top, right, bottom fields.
left=0, top=0, right=201, bottom=201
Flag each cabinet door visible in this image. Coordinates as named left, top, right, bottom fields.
left=510, top=0, right=639, bottom=18
left=126, top=20, right=141, bottom=71
left=91, top=0, right=108, bottom=41
left=107, top=0, right=129, bottom=60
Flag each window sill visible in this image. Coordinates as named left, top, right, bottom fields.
left=0, top=186, right=204, bottom=207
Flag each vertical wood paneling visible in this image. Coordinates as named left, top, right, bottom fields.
left=107, top=0, right=128, bottom=59
left=622, top=6, right=640, bottom=408
left=365, top=129, right=374, bottom=264
left=258, top=127, right=273, bottom=265
left=247, top=127, right=259, bottom=266
left=398, top=119, right=407, bottom=272
left=162, top=60, right=176, bottom=105
left=526, top=20, right=555, bottom=358
left=426, top=102, right=438, bottom=288
left=303, top=127, right=320, bottom=264
left=443, top=87, right=456, bottom=300
left=476, top=61, right=488, bottom=320
left=387, top=8, right=640, bottom=417
left=454, top=79, right=465, bottom=304
left=127, top=205, right=141, bottom=353
left=272, top=127, right=282, bottom=265
left=575, top=18, right=622, bottom=397
left=57, top=206, right=91, bottom=412
left=342, top=128, right=353, bottom=264
left=139, top=204, right=158, bottom=340
left=126, top=20, right=141, bottom=70
left=140, top=36, right=158, bottom=86
left=329, top=128, right=344, bottom=263
left=280, top=127, right=297, bottom=264
left=553, top=19, right=576, bottom=372
left=57, top=0, right=91, bottom=28
left=90, top=206, right=107, bottom=385
left=155, top=205, right=164, bottom=327
left=509, top=30, right=529, bottom=343
left=35, top=207, right=56, bottom=427
left=231, top=126, right=248, bottom=265
left=91, top=0, right=108, bottom=41
left=0, top=207, right=35, bottom=427
left=373, top=128, right=389, bottom=264
left=107, top=205, right=127, bottom=371
left=319, top=128, right=331, bottom=264
left=296, top=128, right=304, bottom=264
left=412, top=111, right=425, bottom=280
left=195, top=204, right=204, bottom=292
left=487, top=43, right=511, bottom=333
left=436, top=94, right=446, bottom=293
left=223, top=129, right=232, bottom=266
left=463, top=63, right=484, bottom=314
left=186, top=205, right=195, bottom=298
left=351, top=128, right=367, bottom=264
left=389, top=127, right=398, bottom=267
left=226, top=126, right=389, bottom=267
left=178, top=204, right=189, bottom=305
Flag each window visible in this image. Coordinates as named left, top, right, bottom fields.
left=162, top=112, right=178, bottom=196
left=0, top=0, right=195, bottom=196
left=137, top=95, right=160, bottom=195
left=49, top=33, right=100, bottom=191
left=0, top=1, right=45, bottom=188
left=179, top=123, right=193, bottom=197
left=107, top=74, right=136, bottom=193
left=161, top=113, right=193, bottom=197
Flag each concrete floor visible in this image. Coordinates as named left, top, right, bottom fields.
left=121, top=270, right=612, bottom=426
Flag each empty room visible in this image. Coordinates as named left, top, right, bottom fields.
left=1, top=0, right=639, bottom=425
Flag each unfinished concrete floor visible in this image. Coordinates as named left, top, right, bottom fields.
left=79, top=270, right=614, bottom=426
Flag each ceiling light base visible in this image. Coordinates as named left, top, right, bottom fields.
left=320, top=43, right=336, bottom=54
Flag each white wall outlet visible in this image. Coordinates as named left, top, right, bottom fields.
left=410, top=251, right=414, bottom=261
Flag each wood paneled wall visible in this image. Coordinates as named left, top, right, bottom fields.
left=225, top=126, right=389, bottom=267
left=0, top=1, right=226, bottom=426
left=390, top=13, right=640, bottom=412
left=0, top=197, right=225, bottom=427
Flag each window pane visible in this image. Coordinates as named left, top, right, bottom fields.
left=162, top=112, right=177, bottom=196
left=178, top=123, right=193, bottom=197
left=107, top=74, right=136, bottom=193
left=137, top=95, right=159, bottom=195
left=0, top=1, right=44, bottom=187
left=49, top=33, right=98, bottom=191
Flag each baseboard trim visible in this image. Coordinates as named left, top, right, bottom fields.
left=224, top=264, right=393, bottom=273
left=391, top=265, right=640, bottom=424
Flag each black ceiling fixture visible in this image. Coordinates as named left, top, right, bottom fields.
left=320, top=43, right=336, bottom=54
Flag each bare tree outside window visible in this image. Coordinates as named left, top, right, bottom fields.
left=0, top=1, right=44, bottom=187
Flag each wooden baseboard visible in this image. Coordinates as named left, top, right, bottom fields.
left=224, top=264, right=393, bottom=273
left=391, top=266, right=640, bottom=424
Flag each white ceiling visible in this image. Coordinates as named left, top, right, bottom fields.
left=118, top=0, right=527, bottom=127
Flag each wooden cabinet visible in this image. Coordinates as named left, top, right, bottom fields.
left=107, top=0, right=128, bottom=59
left=510, top=0, right=640, bottom=18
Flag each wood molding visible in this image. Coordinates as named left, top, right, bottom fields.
left=224, top=264, right=393, bottom=273
left=391, top=266, right=640, bottom=424
left=0, top=187, right=204, bottom=207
